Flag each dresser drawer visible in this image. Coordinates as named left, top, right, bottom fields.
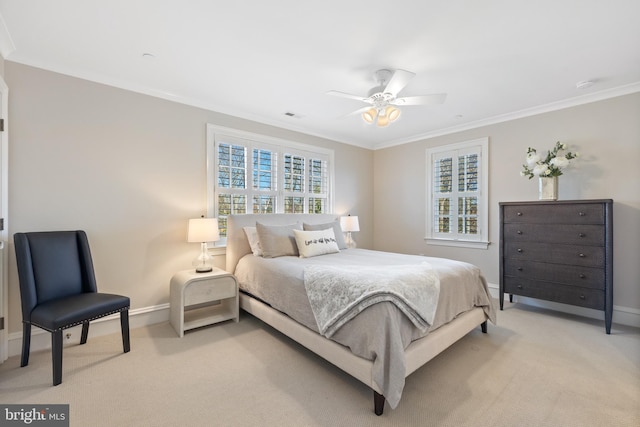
left=503, top=277, right=604, bottom=310
left=503, top=259, right=605, bottom=289
left=504, top=242, right=604, bottom=267
left=503, top=203, right=605, bottom=224
left=503, top=223, right=604, bottom=246
left=184, top=276, right=237, bottom=306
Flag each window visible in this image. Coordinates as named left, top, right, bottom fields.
left=425, top=137, right=489, bottom=249
left=207, top=124, right=334, bottom=242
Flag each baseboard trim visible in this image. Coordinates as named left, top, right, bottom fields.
left=486, top=282, right=640, bottom=329
left=7, top=304, right=170, bottom=358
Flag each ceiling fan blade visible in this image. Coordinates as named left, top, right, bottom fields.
left=383, top=69, right=415, bottom=96
left=391, top=93, right=447, bottom=105
left=326, top=90, right=369, bottom=102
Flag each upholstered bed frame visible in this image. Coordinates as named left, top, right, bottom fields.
left=226, top=214, right=488, bottom=415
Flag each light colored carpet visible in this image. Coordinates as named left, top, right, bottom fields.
left=1, top=302, right=638, bottom=427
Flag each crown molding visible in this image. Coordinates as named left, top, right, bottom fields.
left=5, top=54, right=638, bottom=152
left=374, top=82, right=640, bottom=150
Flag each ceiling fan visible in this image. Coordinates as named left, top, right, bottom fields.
left=327, top=69, right=446, bottom=127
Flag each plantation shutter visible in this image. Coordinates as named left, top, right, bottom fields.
left=308, top=155, right=329, bottom=214
left=430, top=145, right=482, bottom=241
left=216, top=140, right=249, bottom=237
left=251, top=143, right=279, bottom=214
left=282, top=149, right=329, bottom=214
left=213, top=134, right=330, bottom=237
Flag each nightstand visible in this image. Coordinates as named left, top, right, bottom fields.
left=170, top=268, right=239, bottom=337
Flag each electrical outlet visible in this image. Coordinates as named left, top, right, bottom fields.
left=65, top=333, right=71, bottom=340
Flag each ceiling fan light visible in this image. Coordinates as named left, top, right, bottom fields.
left=387, top=106, right=401, bottom=122
left=376, top=115, right=390, bottom=127
left=362, top=108, right=376, bottom=124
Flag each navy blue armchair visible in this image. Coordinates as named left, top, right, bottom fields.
left=14, top=230, right=130, bottom=385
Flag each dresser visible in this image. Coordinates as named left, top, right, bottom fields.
left=499, top=200, right=613, bottom=333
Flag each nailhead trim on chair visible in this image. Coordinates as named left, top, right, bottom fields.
left=29, top=306, right=130, bottom=333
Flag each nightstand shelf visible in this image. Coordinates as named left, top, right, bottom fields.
left=170, top=268, right=239, bottom=337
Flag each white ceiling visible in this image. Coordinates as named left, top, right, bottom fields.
left=1, top=0, right=639, bottom=150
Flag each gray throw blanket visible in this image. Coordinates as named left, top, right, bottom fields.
left=304, top=263, right=440, bottom=338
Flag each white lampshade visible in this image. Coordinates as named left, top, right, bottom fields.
left=386, top=106, right=401, bottom=122
left=187, top=217, right=219, bottom=273
left=187, top=217, right=220, bottom=243
left=362, top=108, right=377, bottom=124
left=340, top=215, right=360, bottom=232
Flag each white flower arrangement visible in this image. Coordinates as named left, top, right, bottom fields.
left=521, top=141, right=578, bottom=179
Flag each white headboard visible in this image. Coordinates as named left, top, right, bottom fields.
left=225, top=214, right=340, bottom=273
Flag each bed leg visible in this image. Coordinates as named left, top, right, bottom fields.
left=373, top=391, right=385, bottom=416
left=481, top=321, right=487, bottom=333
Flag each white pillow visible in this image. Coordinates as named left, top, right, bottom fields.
left=293, top=228, right=340, bottom=258
left=243, top=226, right=263, bottom=256
left=303, top=219, right=347, bottom=250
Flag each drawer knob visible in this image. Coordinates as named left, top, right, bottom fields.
left=579, top=253, right=585, bottom=258
left=517, top=267, right=523, bottom=271
left=517, top=285, right=523, bottom=289
left=517, top=212, right=523, bottom=216
left=579, top=233, right=585, bottom=238
left=517, top=230, right=523, bottom=235
left=579, top=273, right=586, bottom=279
left=580, top=294, right=586, bottom=300
left=579, top=212, right=585, bottom=216
left=517, top=248, right=523, bottom=253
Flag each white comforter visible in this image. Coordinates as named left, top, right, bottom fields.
left=234, top=248, right=496, bottom=409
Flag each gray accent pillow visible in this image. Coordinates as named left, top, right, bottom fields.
left=256, top=222, right=302, bottom=258
left=303, top=220, right=347, bottom=249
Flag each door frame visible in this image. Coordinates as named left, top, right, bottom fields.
left=0, top=75, right=8, bottom=363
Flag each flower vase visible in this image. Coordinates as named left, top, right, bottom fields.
left=538, top=176, right=558, bottom=200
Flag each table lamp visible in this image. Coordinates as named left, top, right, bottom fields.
left=187, top=217, right=220, bottom=273
left=340, top=215, right=360, bottom=249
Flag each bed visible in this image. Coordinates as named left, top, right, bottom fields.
left=226, top=213, right=496, bottom=415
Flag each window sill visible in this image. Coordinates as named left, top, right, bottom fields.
left=208, top=246, right=227, bottom=256
left=424, top=238, right=490, bottom=249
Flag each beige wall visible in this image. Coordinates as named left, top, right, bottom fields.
left=4, top=62, right=373, bottom=334
left=374, top=93, right=640, bottom=312
left=4, top=60, right=638, bottom=337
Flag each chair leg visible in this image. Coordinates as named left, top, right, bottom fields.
left=120, top=309, right=130, bottom=353
left=21, top=323, right=31, bottom=367
left=52, top=330, right=63, bottom=386
left=80, top=321, right=90, bottom=344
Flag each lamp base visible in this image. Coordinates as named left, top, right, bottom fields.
left=193, top=242, right=213, bottom=273
left=346, top=231, right=357, bottom=249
